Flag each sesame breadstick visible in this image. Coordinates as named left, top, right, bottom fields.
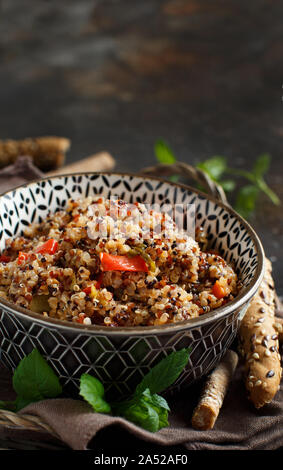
left=274, top=317, right=283, bottom=343
left=191, top=349, right=238, bottom=430
left=238, top=257, right=282, bottom=409
left=0, top=136, right=71, bottom=171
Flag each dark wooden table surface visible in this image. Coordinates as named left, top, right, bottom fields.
left=0, top=0, right=282, bottom=452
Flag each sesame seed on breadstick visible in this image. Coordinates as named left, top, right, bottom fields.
left=191, top=349, right=238, bottom=430
left=238, top=257, right=282, bottom=409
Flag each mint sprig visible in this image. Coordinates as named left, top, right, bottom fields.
left=0, top=348, right=190, bottom=433
left=80, top=348, right=190, bottom=432
left=153, top=140, right=280, bottom=219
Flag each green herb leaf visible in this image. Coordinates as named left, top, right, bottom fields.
left=196, top=156, right=227, bottom=181
left=79, top=373, right=111, bottom=414
left=114, top=398, right=159, bottom=432
left=135, top=348, right=190, bottom=396
left=227, top=156, right=280, bottom=214
left=142, top=389, right=170, bottom=410
left=154, top=140, right=176, bottom=165
left=218, top=179, right=236, bottom=192
left=152, top=140, right=279, bottom=220
left=113, top=388, right=169, bottom=432
left=234, top=185, right=259, bottom=219
left=140, top=388, right=169, bottom=431
left=12, top=349, right=62, bottom=411
left=252, top=153, right=271, bottom=179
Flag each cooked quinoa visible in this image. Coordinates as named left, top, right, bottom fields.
left=0, top=197, right=240, bottom=327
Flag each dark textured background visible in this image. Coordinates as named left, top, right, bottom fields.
left=0, top=0, right=282, bottom=289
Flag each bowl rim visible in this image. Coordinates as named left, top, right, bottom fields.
left=0, top=170, right=265, bottom=336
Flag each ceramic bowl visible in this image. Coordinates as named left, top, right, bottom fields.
left=0, top=172, right=264, bottom=398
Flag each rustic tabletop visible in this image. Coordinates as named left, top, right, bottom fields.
left=0, top=0, right=282, bottom=452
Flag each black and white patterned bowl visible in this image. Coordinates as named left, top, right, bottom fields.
left=0, top=172, right=264, bottom=398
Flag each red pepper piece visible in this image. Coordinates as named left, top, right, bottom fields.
left=99, top=252, right=148, bottom=272
left=83, top=286, right=91, bottom=295
left=17, top=252, right=30, bottom=265
left=0, top=255, right=11, bottom=263
left=35, top=239, right=58, bottom=255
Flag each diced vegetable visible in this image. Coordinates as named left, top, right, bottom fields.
left=89, top=285, right=98, bottom=299
left=212, top=280, right=228, bottom=299
left=17, top=239, right=58, bottom=266
left=99, top=252, right=148, bottom=272
left=35, top=239, right=58, bottom=255
left=83, top=286, right=91, bottom=295
left=17, top=252, right=30, bottom=265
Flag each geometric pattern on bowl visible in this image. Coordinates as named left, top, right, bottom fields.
left=0, top=173, right=264, bottom=398
left=0, top=305, right=243, bottom=398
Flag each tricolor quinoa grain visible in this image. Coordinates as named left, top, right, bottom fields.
left=0, top=197, right=240, bottom=327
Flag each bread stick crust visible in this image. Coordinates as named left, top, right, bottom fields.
left=191, top=349, right=238, bottom=430
left=238, top=258, right=282, bottom=409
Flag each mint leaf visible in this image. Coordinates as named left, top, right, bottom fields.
left=12, top=349, right=62, bottom=411
left=0, top=349, right=63, bottom=412
left=12, top=349, right=62, bottom=408
left=142, top=389, right=170, bottom=411
left=135, top=348, right=190, bottom=396
left=234, top=185, right=259, bottom=219
left=197, top=156, right=227, bottom=181
left=219, top=179, right=236, bottom=192
left=79, top=373, right=111, bottom=414
left=118, top=400, right=159, bottom=432
left=252, top=153, right=270, bottom=179
left=154, top=140, right=176, bottom=165
left=113, top=388, right=169, bottom=432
